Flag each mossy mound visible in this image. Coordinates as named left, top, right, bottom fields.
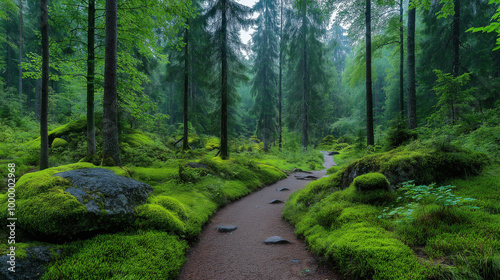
left=134, top=204, right=186, bottom=234
left=353, top=172, right=390, bottom=192
left=51, top=138, right=68, bottom=149
left=41, top=231, right=188, bottom=280
left=339, top=147, right=488, bottom=189
left=205, top=137, right=220, bottom=151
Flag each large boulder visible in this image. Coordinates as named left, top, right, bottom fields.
left=0, top=163, right=152, bottom=241
left=55, top=168, right=152, bottom=215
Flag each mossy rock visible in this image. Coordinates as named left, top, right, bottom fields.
left=51, top=138, right=68, bottom=149
left=0, top=163, right=150, bottom=241
left=353, top=172, right=390, bottom=192
left=339, top=147, right=489, bottom=189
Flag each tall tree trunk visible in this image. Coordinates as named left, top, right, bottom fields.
left=452, top=0, right=460, bottom=77
left=301, top=8, right=308, bottom=149
left=170, top=82, right=174, bottom=125
left=399, top=0, right=404, bottom=118
left=86, top=0, right=96, bottom=157
left=18, top=0, right=23, bottom=116
left=366, top=0, right=374, bottom=147
left=407, top=0, right=417, bottom=129
left=278, top=0, right=283, bottom=152
left=35, top=79, right=41, bottom=121
left=183, top=22, right=189, bottom=151
left=103, top=0, right=121, bottom=166
left=220, top=0, right=229, bottom=159
left=40, top=0, right=49, bottom=170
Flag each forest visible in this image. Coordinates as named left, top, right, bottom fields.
left=0, top=0, right=499, bottom=279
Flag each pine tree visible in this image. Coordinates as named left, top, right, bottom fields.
left=204, top=0, right=252, bottom=159
left=251, top=0, right=279, bottom=152
left=407, top=0, right=417, bottom=129
left=283, top=0, right=328, bottom=149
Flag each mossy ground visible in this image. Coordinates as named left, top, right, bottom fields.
left=1, top=120, right=325, bottom=279
left=283, top=140, right=500, bottom=280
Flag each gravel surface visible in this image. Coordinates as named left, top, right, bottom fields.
left=179, top=152, right=339, bottom=280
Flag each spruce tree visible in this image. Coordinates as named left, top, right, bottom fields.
left=283, top=0, right=328, bottom=149
left=204, top=0, right=252, bottom=159
left=251, top=0, right=279, bottom=152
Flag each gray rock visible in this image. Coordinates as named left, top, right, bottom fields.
left=269, top=199, right=284, bottom=204
left=0, top=246, right=61, bottom=280
left=290, top=259, right=300, bottom=263
left=217, top=225, right=237, bottom=233
left=186, top=162, right=209, bottom=169
left=264, top=236, right=291, bottom=244
left=277, top=187, right=290, bottom=192
left=295, top=175, right=319, bottom=180
left=55, top=168, right=152, bottom=216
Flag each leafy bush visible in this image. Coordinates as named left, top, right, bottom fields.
left=353, top=172, right=390, bottom=192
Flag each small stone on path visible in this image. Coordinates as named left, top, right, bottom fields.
left=264, top=236, right=291, bottom=244
left=295, top=175, right=319, bottom=180
left=277, top=187, right=290, bottom=192
left=217, top=225, right=237, bottom=233
left=290, top=259, right=300, bottom=263
left=269, top=199, right=284, bottom=204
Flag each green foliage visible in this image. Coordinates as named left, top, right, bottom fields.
left=430, top=70, right=476, bottom=125
left=353, top=172, right=390, bottom=192
left=467, top=0, right=500, bottom=51
left=205, top=136, right=220, bottom=151
left=386, top=117, right=418, bottom=149
left=42, top=231, right=188, bottom=280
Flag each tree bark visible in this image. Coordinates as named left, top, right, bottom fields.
left=86, top=0, right=96, bottom=157
left=183, top=21, right=189, bottom=151
left=220, top=0, right=229, bottom=159
left=278, top=0, right=283, bottom=152
left=407, top=0, right=417, bottom=129
left=399, top=0, right=404, bottom=118
left=18, top=0, right=23, bottom=116
left=452, top=0, right=460, bottom=77
left=366, top=0, right=375, bottom=147
left=301, top=7, right=308, bottom=149
left=103, top=0, right=121, bottom=166
left=40, top=0, right=49, bottom=170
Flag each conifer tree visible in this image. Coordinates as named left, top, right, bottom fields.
left=204, top=0, right=252, bottom=159
left=283, top=0, right=328, bottom=149
left=251, top=0, right=279, bottom=151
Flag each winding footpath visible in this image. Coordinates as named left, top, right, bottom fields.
left=179, top=152, right=339, bottom=280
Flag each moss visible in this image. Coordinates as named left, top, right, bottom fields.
left=47, top=117, right=87, bottom=143
left=326, top=165, right=343, bottom=175
left=42, top=231, right=188, bottom=280
left=134, top=204, right=186, bottom=234
left=16, top=189, right=88, bottom=238
left=122, top=129, right=154, bottom=147
left=354, top=172, right=390, bottom=192
left=205, top=136, right=220, bottom=151
left=148, top=196, right=188, bottom=221
left=15, top=162, right=96, bottom=199
left=51, top=138, right=68, bottom=149
left=128, top=166, right=178, bottom=186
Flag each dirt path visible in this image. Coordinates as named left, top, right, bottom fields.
left=179, top=152, right=339, bottom=280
